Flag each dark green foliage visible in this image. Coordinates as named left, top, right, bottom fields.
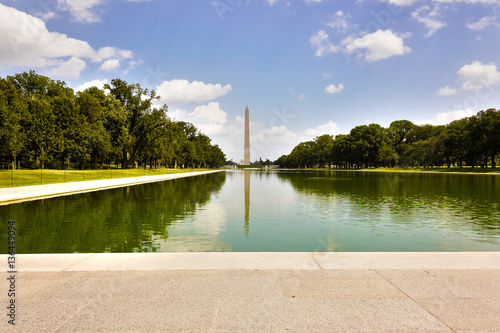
left=0, top=71, right=226, bottom=169
left=277, top=110, right=500, bottom=169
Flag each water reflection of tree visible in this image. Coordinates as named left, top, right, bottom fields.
left=277, top=170, right=500, bottom=231
left=0, top=172, right=226, bottom=253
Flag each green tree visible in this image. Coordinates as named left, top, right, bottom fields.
left=288, top=141, right=316, bottom=168
left=25, top=98, right=57, bottom=168
left=388, top=120, right=415, bottom=166
left=105, top=79, right=167, bottom=169
left=51, top=92, right=84, bottom=168
left=207, top=144, right=226, bottom=168
left=444, top=118, right=468, bottom=167
left=0, top=78, right=27, bottom=168
left=76, top=89, right=113, bottom=169
left=475, top=109, right=500, bottom=168
left=331, top=134, right=352, bottom=168
left=314, top=134, right=334, bottom=167
left=348, top=124, right=384, bottom=167
left=6, top=71, right=71, bottom=168
left=378, top=142, right=398, bottom=167
left=275, top=154, right=289, bottom=168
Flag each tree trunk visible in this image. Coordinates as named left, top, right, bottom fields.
left=122, top=148, right=129, bottom=169
left=92, top=151, right=98, bottom=169
left=491, top=152, right=497, bottom=168
left=12, top=152, right=17, bottom=170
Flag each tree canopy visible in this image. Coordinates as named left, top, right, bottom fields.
left=0, top=71, right=226, bottom=169
left=276, top=109, right=500, bottom=169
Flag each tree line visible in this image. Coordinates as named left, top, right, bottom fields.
left=0, top=71, right=226, bottom=169
left=276, top=109, right=500, bottom=169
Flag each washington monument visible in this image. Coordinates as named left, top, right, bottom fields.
left=243, top=105, right=250, bottom=165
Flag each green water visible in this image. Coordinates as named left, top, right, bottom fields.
left=1, top=170, right=499, bottom=253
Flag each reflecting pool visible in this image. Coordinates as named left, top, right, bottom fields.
left=1, top=170, right=499, bottom=253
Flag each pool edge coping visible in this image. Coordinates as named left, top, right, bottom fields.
left=2, top=252, right=500, bottom=271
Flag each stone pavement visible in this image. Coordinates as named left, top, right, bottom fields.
left=0, top=170, right=223, bottom=205
left=1, top=252, right=499, bottom=332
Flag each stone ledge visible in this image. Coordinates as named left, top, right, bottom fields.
left=2, top=252, right=499, bottom=272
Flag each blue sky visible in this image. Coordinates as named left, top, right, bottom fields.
left=1, top=0, right=499, bottom=161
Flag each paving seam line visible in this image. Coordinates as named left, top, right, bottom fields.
left=310, top=253, right=323, bottom=270
left=53, top=298, right=95, bottom=332
left=62, top=253, right=97, bottom=272
left=210, top=298, right=222, bottom=330
left=347, top=297, right=375, bottom=331
left=373, top=269, right=456, bottom=332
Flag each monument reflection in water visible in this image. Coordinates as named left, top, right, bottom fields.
left=244, top=170, right=250, bottom=237
left=221, top=170, right=500, bottom=252
left=1, top=170, right=499, bottom=253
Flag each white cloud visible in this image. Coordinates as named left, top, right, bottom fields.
left=466, top=16, right=497, bottom=30
left=169, top=103, right=341, bottom=161
left=123, top=60, right=143, bottom=74
left=342, top=29, right=411, bottom=62
left=170, top=103, right=227, bottom=137
left=169, top=104, right=241, bottom=159
left=55, top=0, right=150, bottom=23
left=415, top=109, right=474, bottom=125
left=326, top=10, right=351, bottom=32
left=458, top=61, right=500, bottom=90
left=289, top=88, right=306, bottom=101
left=191, top=102, right=228, bottom=125
left=304, top=121, right=340, bottom=137
left=412, top=6, right=446, bottom=37
left=92, top=46, right=133, bottom=62
left=57, top=0, right=103, bottom=23
left=384, top=0, right=499, bottom=5
left=437, top=86, right=457, bottom=95
left=156, top=79, right=232, bottom=106
left=36, top=11, right=58, bottom=21
left=381, top=0, right=421, bottom=5
left=75, top=78, right=109, bottom=92
left=323, top=73, right=333, bottom=78
left=0, top=4, right=134, bottom=78
left=251, top=121, right=340, bottom=160
left=98, top=58, right=120, bottom=71
left=268, top=0, right=321, bottom=4
left=324, top=83, right=344, bottom=94
left=46, top=56, right=86, bottom=79
left=433, top=0, right=500, bottom=4
left=310, top=30, right=339, bottom=57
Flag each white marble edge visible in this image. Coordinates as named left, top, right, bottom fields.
left=1, top=252, right=499, bottom=272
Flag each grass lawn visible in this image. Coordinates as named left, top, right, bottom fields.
left=0, top=168, right=214, bottom=188
left=358, top=167, right=500, bottom=174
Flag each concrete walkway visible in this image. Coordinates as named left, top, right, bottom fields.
left=2, top=252, right=499, bottom=332
left=0, top=170, right=223, bottom=205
